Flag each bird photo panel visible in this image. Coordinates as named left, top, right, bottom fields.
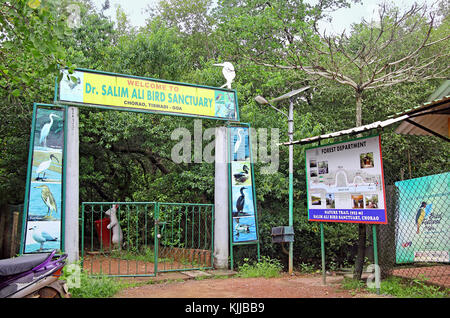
left=231, top=161, right=252, bottom=186
left=33, top=108, right=64, bottom=150
left=214, top=90, right=237, bottom=120
left=23, top=105, right=65, bottom=253
left=229, top=126, right=258, bottom=243
left=395, top=172, right=449, bottom=264
left=231, top=186, right=255, bottom=218
left=230, top=127, right=250, bottom=162
left=232, top=216, right=257, bottom=243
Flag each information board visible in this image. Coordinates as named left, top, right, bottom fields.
left=305, top=135, right=387, bottom=224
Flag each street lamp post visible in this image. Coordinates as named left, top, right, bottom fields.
left=255, top=86, right=310, bottom=275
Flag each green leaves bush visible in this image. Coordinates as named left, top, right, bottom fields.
left=237, top=256, right=283, bottom=278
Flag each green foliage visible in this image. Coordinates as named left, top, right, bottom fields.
left=0, top=0, right=71, bottom=97
left=110, top=247, right=159, bottom=263
left=62, top=270, right=124, bottom=298
left=1, top=0, right=449, bottom=280
left=372, top=276, right=449, bottom=298
left=341, top=276, right=449, bottom=298
left=237, top=256, right=283, bottom=278
left=0, top=0, right=73, bottom=204
left=297, top=262, right=316, bottom=273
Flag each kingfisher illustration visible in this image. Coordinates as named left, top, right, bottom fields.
left=415, top=202, right=432, bottom=234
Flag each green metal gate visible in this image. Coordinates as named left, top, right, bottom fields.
left=80, top=202, right=214, bottom=277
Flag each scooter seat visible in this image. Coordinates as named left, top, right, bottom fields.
left=0, top=253, right=52, bottom=276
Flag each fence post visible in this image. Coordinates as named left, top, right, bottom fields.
left=372, top=224, right=380, bottom=294
left=10, top=212, right=19, bottom=257
left=154, top=202, right=159, bottom=275
left=320, top=222, right=326, bottom=285
left=0, top=205, right=6, bottom=258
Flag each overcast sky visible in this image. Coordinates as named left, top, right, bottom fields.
left=91, top=0, right=429, bottom=34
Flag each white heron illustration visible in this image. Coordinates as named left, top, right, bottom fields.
left=35, top=154, right=59, bottom=181
left=28, top=225, right=58, bottom=251
left=213, top=62, right=236, bottom=90
left=234, top=128, right=244, bottom=153
left=39, top=113, right=60, bottom=148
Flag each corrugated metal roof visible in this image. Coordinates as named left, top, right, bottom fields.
left=394, top=93, right=449, bottom=138
left=283, top=115, right=409, bottom=146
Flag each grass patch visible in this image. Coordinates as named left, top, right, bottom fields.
left=340, top=276, right=449, bottom=298
left=237, top=256, right=283, bottom=278
left=297, top=262, right=317, bottom=274
left=110, top=247, right=157, bottom=262
left=62, top=270, right=126, bottom=298
left=371, top=276, right=448, bottom=298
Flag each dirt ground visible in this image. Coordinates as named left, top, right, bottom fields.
left=114, top=272, right=383, bottom=298
left=392, top=266, right=450, bottom=288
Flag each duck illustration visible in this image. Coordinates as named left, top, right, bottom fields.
left=235, top=219, right=250, bottom=233
left=233, top=165, right=249, bottom=184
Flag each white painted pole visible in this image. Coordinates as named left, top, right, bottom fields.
left=65, top=106, right=79, bottom=263
left=214, top=126, right=229, bottom=269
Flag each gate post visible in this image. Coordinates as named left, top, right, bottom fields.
left=65, top=106, right=79, bottom=263
left=214, top=126, right=229, bottom=269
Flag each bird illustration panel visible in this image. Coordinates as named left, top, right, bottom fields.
left=32, top=151, right=62, bottom=182
left=33, top=108, right=64, bottom=150
left=231, top=185, right=255, bottom=218
left=28, top=182, right=62, bottom=221
left=214, top=90, right=237, bottom=120
left=24, top=221, right=61, bottom=253
left=230, top=127, right=250, bottom=162
left=231, top=161, right=252, bottom=186
left=23, top=105, right=65, bottom=254
left=394, top=172, right=449, bottom=264
left=232, top=217, right=257, bottom=243
left=228, top=125, right=259, bottom=244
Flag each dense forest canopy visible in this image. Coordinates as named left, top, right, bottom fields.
left=0, top=0, right=448, bottom=268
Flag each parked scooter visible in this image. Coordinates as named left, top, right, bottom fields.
left=0, top=250, right=70, bottom=298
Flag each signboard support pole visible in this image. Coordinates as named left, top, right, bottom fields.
left=372, top=224, right=380, bottom=294
left=288, top=98, right=294, bottom=275
left=214, top=126, right=229, bottom=269
left=320, top=222, right=326, bottom=285
left=65, top=106, right=79, bottom=263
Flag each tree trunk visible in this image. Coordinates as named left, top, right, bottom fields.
left=354, top=224, right=366, bottom=280
left=354, top=89, right=366, bottom=280
left=355, top=89, right=362, bottom=127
